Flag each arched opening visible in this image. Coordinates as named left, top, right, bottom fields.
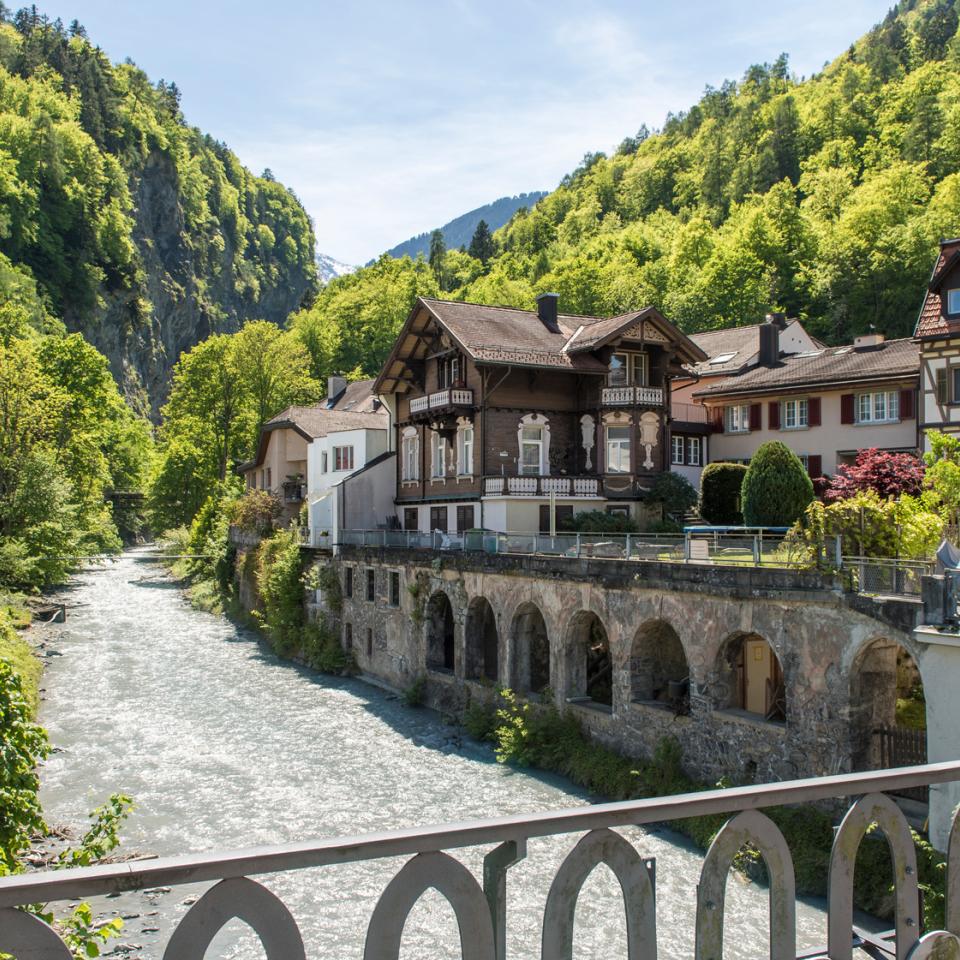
left=465, top=597, right=499, bottom=682
left=850, top=638, right=926, bottom=799
left=630, top=619, right=689, bottom=713
left=425, top=592, right=455, bottom=673
left=566, top=611, right=612, bottom=708
left=716, top=632, right=785, bottom=722
left=510, top=602, right=551, bottom=696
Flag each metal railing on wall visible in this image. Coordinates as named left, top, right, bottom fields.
left=2, top=762, right=959, bottom=959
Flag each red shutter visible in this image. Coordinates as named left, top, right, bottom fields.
left=768, top=401, right=780, bottom=431
left=808, top=396, right=821, bottom=427
left=840, top=394, right=855, bottom=424
left=807, top=455, right=822, bottom=478
left=900, top=388, right=915, bottom=420
left=749, top=403, right=761, bottom=431
left=711, top=407, right=724, bottom=433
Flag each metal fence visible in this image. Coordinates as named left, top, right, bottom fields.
left=2, top=762, right=959, bottom=959
left=843, top=556, right=935, bottom=598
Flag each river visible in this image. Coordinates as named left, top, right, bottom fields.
left=37, top=550, right=840, bottom=959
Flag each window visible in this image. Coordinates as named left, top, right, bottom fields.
left=344, top=623, right=352, bottom=650
left=457, top=424, right=474, bottom=475
left=782, top=398, right=808, bottom=430
left=266, top=468, right=272, bottom=488
left=366, top=568, right=375, bottom=602
left=953, top=369, right=960, bottom=408
left=855, top=390, right=899, bottom=424
left=437, top=354, right=463, bottom=388
left=937, top=367, right=949, bottom=405
left=606, top=425, right=631, bottom=473
left=430, top=506, right=448, bottom=533
left=402, top=429, right=419, bottom=481
left=671, top=435, right=685, bottom=465
left=608, top=352, right=648, bottom=386
left=389, top=572, right=400, bottom=607
left=334, top=445, right=354, bottom=471
left=403, top=507, right=418, bottom=532
left=366, top=628, right=373, bottom=657
left=687, top=437, right=702, bottom=466
left=321, top=451, right=328, bottom=473
left=948, top=289, right=960, bottom=315
left=520, top=425, right=544, bottom=475
left=431, top=434, right=448, bottom=478
left=539, top=504, right=574, bottom=533
left=344, top=567, right=353, bottom=598
left=725, top=404, right=750, bottom=434
left=456, top=505, right=474, bottom=533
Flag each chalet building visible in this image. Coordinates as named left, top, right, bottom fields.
left=373, top=294, right=706, bottom=534
left=670, top=315, right=821, bottom=486
left=694, top=321, right=919, bottom=477
left=915, top=238, right=960, bottom=452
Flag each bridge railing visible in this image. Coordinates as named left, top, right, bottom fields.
left=2, top=762, right=960, bottom=959
left=844, top=556, right=935, bottom=598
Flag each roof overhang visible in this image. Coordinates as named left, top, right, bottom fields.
left=694, top=372, right=918, bottom=401
left=571, top=306, right=708, bottom=365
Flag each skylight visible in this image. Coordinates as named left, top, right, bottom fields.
left=709, top=352, right=737, bottom=364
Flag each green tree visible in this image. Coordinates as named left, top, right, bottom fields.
left=428, top=228, right=446, bottom=288
left=741, top=441, right=814, bottom=526
left=468, top=219, right=496, bottom=265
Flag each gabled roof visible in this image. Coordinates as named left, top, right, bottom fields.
left=687, top=319, right=820, bottom=376
left=693, top=338, right=919, bottom=399
left=374, top=297, right=705, bottom=393
left=566, top=306, right=707, bottom=364
left=915, top=239, right=960, bottom=339
left=327, top=378, right=380, bottom=413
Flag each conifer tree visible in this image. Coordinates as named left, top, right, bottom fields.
left=428, top=228, right=446, bottom=288
left=468, top=219, right=496, bottom=265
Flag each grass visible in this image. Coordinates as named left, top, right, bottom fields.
left=0, top=599, right=41, bottom=714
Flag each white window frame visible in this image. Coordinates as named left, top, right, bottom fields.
left=401, top=428, right=419, bottom=482
left=782, top=398, right=808, bottom=430
left=517, top=414, right=550, bottom=476
left=608, top=351, right=648, bottom=387
left=431, top=433, right=448, bottom=478
left=948, top=288, right=960, bottom=315
left=855, top=390, right=899, bottom=424
left=605, top=425, right=632, bottom=474
left=457, top=422, right=474, bottom=476
left=321, top=451, right=328, bottom=473
left=725, top=404, right=750, bottom=434
left=687, top=437, right=701, bottom=466
left=671, top=435, right=685, bottom=465
left=333, top=445, right=354, bottom=472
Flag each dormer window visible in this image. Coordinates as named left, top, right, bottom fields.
left=948, top=289, right=960, bottom=315
left=608, top=352, right=648, bottom=387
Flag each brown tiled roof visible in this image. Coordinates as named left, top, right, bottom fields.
left=689, top=324, right=764, bottom=374
left=915, top=239, right=960, bottom=338
left=265, top=404, right=387, bottom=439
left=328, top=378, right=379, bottom=412
left=693, top=338, right=919, bottom=399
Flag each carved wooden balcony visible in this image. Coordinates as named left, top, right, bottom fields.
left=408, top=388, right=474, bottom=419
left=483, top=475, right=601, bottom=497
left=601, top=385, right=664, bottom=407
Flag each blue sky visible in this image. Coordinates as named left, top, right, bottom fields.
left=39, top=1, right=891, bottom=264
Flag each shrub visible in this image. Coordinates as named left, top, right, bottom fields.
left=741, top=442, right=814, bottom=526
left=302, top=621, right=353, bottom=674
left=699, top=463, right=747, bottom=524
left=646, top=472, right=698, bottom=519
left=559, top=509, right=639, bottom=533
left=255, top=530, right=306, bottom=653
left=404, top=675, right=427, bottom=707
left=229, top=490, right=282, bottom=535
left=826, top=449, right=925, bottom=502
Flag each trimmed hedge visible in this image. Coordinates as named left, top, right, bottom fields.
left=699, top=463, right=747, bottom=524
left=742, top=441, right=814, bottom=526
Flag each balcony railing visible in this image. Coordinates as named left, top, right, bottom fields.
left=601, top=385, right=664, bottom=406
left=409, top=388, right=474, bottom=416
left=483, top=475, right=601, bottom=497
left=671, top=401, right=710, bottom=424
left=2, top=762, right=959, bottom=959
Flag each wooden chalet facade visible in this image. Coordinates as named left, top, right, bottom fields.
left=373, top=294, right=706, bottom=534
left=916, top=238, right=960, bottom=452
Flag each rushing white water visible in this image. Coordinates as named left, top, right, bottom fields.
left=37, top=551, right=843, bottom=959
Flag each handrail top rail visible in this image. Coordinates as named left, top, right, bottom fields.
left=1, top=761, right=957, bottom=907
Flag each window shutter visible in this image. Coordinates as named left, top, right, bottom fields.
left=900, top=388, right=915, bottom=420
left=768, top=401, right=780, bottom=430
left=808, top=397, right=821, bottom=427
left=840, top=394, right=855, bottom=424
left=711, top=407, right=724, bottom=433
left=749, top=403, right=761, bottom=431
left=807, top=455, right=822, bottom=478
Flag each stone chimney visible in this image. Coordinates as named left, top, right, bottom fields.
left=758, top=318, right=780, bottom=367
left=327, top=375, right=347, bottom=401
left=536, top=292, right=560, bottom=333
left=766, top=311, right=788, bottom=330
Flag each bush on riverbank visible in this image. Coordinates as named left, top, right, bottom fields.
left=0, top=605, right=40, bottom=713
left=463, top=688, right=947, bottom=928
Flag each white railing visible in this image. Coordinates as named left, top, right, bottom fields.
left=482, top=476, right=601, bottom=497
left=409, top=388, right=474, bottom=415
left=601, top=386, right=664, bottom=406
left=671, top=401, right=710, bottom=424
left=2, top=763, right=959, bottom=959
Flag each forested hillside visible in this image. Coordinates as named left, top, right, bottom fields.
left=293, top=0, right=960, bottom=385
left=0, top=8, right=316, bottom=412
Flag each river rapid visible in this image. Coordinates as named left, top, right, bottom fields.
left=37, top=550, right=840, bottom=959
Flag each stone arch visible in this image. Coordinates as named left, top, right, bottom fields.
left=849, top=636, right=926, bottom=776
left=565, top=610, right=612, bottom=708
left=630, top=618, right=690, bottom=710
left=465, top=596, right=499, bottom=682
left=425, top=590, right=455, bottom=673
left=714, top=631, right=785, bottom=722
left=510, top=601, right=551, bottom=696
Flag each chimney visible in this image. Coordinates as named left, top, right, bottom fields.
left=536, top=292, right=560, bottom=332
left=758, top=319, right=780, bottom=367
left=766, top=311, right=788, bottom=330
left=327, top=374, right=347, bottom=401
left=854, top=332, right=885, bottom=349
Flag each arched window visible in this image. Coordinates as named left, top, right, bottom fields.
left=401, top=426, right=419, bottom=482
left=716, top=632, right=785, bottom=722
left=456, top=417, right=474, bottom=476
left=425, top=592, right=455, bottom=673
left=511, top=602, right=550, bottom=696
left=517, top=414, right=550, bottom=476
left=465, top=597, right=498, bottom=682
left=630, top=619, right=689, bottom=712
left=566, top=611, right=612, bottom=708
